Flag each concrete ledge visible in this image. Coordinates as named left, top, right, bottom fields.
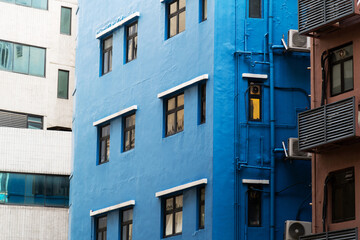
left=93, top=105, right=137, bottom=126
left=90, top=200, right=135, bottom=217
left=96, top=12, right=140, bottom=39
left=155, top=178, right=207, bottom=197
left=242, top=179, right=269, bottom=184
left=242, top=73, right=268, bottom=79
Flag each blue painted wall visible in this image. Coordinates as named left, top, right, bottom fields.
left=70, top=0, right=311, bottom=239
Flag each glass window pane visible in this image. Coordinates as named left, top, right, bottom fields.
left=0, top=173, right=9, bottom=203
left=100, top=140, right=106, bottom=163
left=58, top=70, right=69, bottom=99
left=109, top=50, right=112, bottom=72
left=166, top=198, right=173, bottom=211
left=103, top=51, right=109, bottom=74
left=250, top=98, right=260, bottom=120
left=15, top=0, right=31, bottom=6
left=177, top=109, right=184, bottom=132
left=7, top=173, right=26, bottom=204
left=133, top=36, right=137, bottom=59
left=249, top=0, right=261, bottom=18
left=175, top=212, right=182, bottom=233
left=167, top=113, right=175, bottom=135
left=32, top=0, right=47, bottom=9
left=45, top=176, right=68, bottom=206
left=179, top=11, right=186, bottom=33
left=175, top=195, right=183, bottom=208
left=179, top=0, right=186, bottom=9
left=102, top=125, right=110, bottom=137
left=169, top=16, right=177, bottom=38
left=0, top=41, right=13, bottom=71
left=60, top=7, right=71, bottom=35
left=130, top=129, right=135, bottom=148
left=200, top=188, right=205, bottom=201
left=128, top=39, right=133, bottom=61
left=29, top=47, right=45, bottom=77
left=332, top=63, right=341, bottom=95
left=98, top=233, right=102, bottom=240
left=177, top=94, right=184, bottom=106
left=203, top=0, right=207, bottom=20
left=200, top=205, right=205, bottom=227
left=165, top=214, right=173, bottom=236
left=124, top=131, right=130, bottom=151
left=123, top=209, right=133, bottom=221
left=344, top=59, right=353, bottom=92
left=28, top=121, right=42, bottom=129
left=106, top=138, right=110, bottom=161
left=169, top=1, right=177, bottom=14
left=98, top=216, right=107, bottom=229
left=122, top=225, right=128, bottom=240
left=104, top=37, right=112, bottom=50
left=129, top=224, right=133, bottom=240
left=167, top=97, right=175, bottom=110
left=13, top=44, right=29, bottom=74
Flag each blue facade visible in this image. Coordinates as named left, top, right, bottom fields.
left=70, top=0, right=311, bottom=240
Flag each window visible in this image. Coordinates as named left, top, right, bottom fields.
left=168, top=0, right=186, bottom=38
left=99, top=124, right=110, bottom=164
left=0, top=172, right=69, bottom=207
left=0, top=0, right=48, bottom=10
left=57, top=70, right=69, bottom=99
left=330, top=43, right=353, bottom=96
left=249, top=0, right=262, bottom=18
left=126, top=21, right=138, bottom=63
left=121, top=208, right=133, bottom=240
left=198, top=187, right=205, bottom=229
left=164, top=195, right=183, bottom=237
left=0, top=40, right=45, bottom=77
left=123, top=114, right=135, bottom=152
left=249, top=84, right=261, bottom=121
left=60, top=7, right=72, bottom=35
left=166, top=93, right=184, bottom=136
left=248, top=185, right=262, bottom=227
left=96, top=216, right=107, bottom=240
left=0, top=110, right=43, bottom=129
left=201, top=0, right=207, bottom=21
left=102, top=36, right=112, bottom=75
left=331, top=167, right=355, bottom=223
left=200, top=83, right=206, bottom=124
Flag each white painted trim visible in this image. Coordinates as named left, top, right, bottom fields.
left=93, top=105, right=137, bottom=126
left=157, top=74, right=208, bottom=98
left=96, top=12, right=140, bottom=39
left=242, top=179, right=270, bottom=185
left=90, top=200, right=135, bottom=217
left=242, top=73, right=268, bottom=79
left=155, top=178, right=207, bottom=197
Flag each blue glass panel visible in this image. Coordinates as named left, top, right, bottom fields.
left=0, top=173, right=9, bottom=203
left=0, top=41, right=13, bottom=71
left=32, top=0, right=47, bottom=9
left=13, top=44, right=29, bottom=74
left=7, top=173, right=26, bottom=204
left=60, top=7, right=71, bottom=35
left=29, top=47, right=45, bottom=77
left=45, top=175, right=69, bottom=206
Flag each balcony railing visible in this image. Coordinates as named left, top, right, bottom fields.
left=300, top=227, right=357, bottom=240
left=298, top=0, right=357, bottom=35
left=298, top=97, right=356, bottom=152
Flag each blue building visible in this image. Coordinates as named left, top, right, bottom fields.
left=70, top=0, right=312, bottom=239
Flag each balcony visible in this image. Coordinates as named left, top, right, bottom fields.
left=298, top=97, right=358, bottom=152
left=298, top=0, right=360, bottom=36
left=300, top=227, right=357, bottom=240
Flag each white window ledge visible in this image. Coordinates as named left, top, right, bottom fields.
left=96, top=12, right=140, bottom=39
left=155, top=178, right=207, bottom=198
left=90, top=200, right=135, bottom=217
left=93, top=105, right=137, bottom=126
left=157, top=74, right=208, bottom=99
left=242, top=179, right=269, bottom=184
left=242, top=73, right=268, bottom=80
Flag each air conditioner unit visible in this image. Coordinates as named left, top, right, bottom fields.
left=284, top=220, right=311, bottom=240
left=288, top=29, right=310, bottom=52
left=288, top=138, right=312, bottom=159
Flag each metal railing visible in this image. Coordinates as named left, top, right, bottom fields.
left=300, top=227, right=358, bottom=240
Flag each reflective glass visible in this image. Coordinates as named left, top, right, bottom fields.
left=0, top=173, right=9, bottom=203
left=98, top=216, right=107, bottom=229
left=103, top=51, right=109, bottom=74
left=28, top=115, right=43, bottom=129
left=0, top=0, right=15, bottom=2
left=344, top=59, right=353, bottom=92
left=165, top=214, right=173, bottom=236
left=200, top=188, right=205, bottom=201
left=106, top=139, right=110, bottom=161
left=101, top=125, right=110, bottom=137
left=177, top=94, right=184, bottom=106
left=32, top=0, right=47, bottom=9
left=133, top=36, right=137, bottom=59
left=170, top=1, right=177, bottom=14
left=60, top=7, right=71, bottom=35
left=170, top=16, right=177, bottom=38
left=29, top=47, right=45, bottom=77
left=8, top=173, right=26, bottom=204
left=129, top=224, right=133, bottom=240
left=175, top=195, right=183, bottom=208
left=179, top=12, right=185, bottom=33
left=100, top=140, right=106, bottom=163
left=130, top=129, right=135, bottom=148
left=249, top=0, right=261, bottom=18
left=45, top=175, right=69, bottom=206
left=167, top=97, right=175, bottom=111
left=166, top=198, right=173, bottom=211
left=175, top=212, right=182, bottom=233
left=57, top=70, right=69, bottom=99
left=167, top=113, right=175, bottom=135
left=203, top=0, right=207, bottom=20
left=13, top=44, right=29, bottom=74
left=122, top=225, right=127, bottom=240
left=123, top=209, right=133, bottom=221
left=104, top=37, right=112, bottom=50
left=179, top=0, right=185, bottom=9
left=125, top=131, right=130, bottom=151
left=177, top=109, right=184, bottom=132
left=331, top=64, right=341, bottom=95
left=200, top=205, right=205, bottom=227
left=0, top=41, right=13, bottom=71
left=128, top=40, right=133, bottom=62
left=15, top=0, right=31, bottom=7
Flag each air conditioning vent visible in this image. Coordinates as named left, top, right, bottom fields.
left=288, top=138, right=311, bottom=159
left=284, top=220, right=311, bottom=240
left=288, top=30, right=310, bottom=52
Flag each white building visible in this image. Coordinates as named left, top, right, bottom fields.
left=0, top=0, right=77, bottom=239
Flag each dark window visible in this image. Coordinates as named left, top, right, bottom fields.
left=126, top=22, right=138, bottom=63
left=102, top=36, right=112, bottom=75
left=27, top=115, right=43, bottom=129
left=0, top=110, right=43, bottom=129
left=99, top=124, right=110, bottom=164
left=60, top=7, right=71, bottom=35
left=198, top=187, right=205, bottom=229
left=0, top=172, right=69, bottom=207
left=0, top=40, right=45, bottom=77
left=330, top=44, right=353, bottom=96
left=96, top=216, right=107, bottom=240
left=249, top=0, right=262, bottom=18
left=249, top=84, right=261, bottom=121
left=121, top=208, right=133, bottom=240
left=200, top=83, right=206, bottom=124
left=248, top=185, right=262, bottom=227
left=201, top=0, right=207, bottom=21
left=164, top=194, right=183, bottom=237
left=0, top=0, right=48, bottom=10
left=57, top=70, right=69, bottom=99
left=123, top=114, right=135, bottom=152
left=166, top=93, right=184, bottom=136
left=168, top=0, right=186, bottom=38
left=331, top=167, right=355, bottom=223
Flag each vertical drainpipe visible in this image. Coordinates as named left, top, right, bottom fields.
left=268, top=0, right=275, bottom=239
